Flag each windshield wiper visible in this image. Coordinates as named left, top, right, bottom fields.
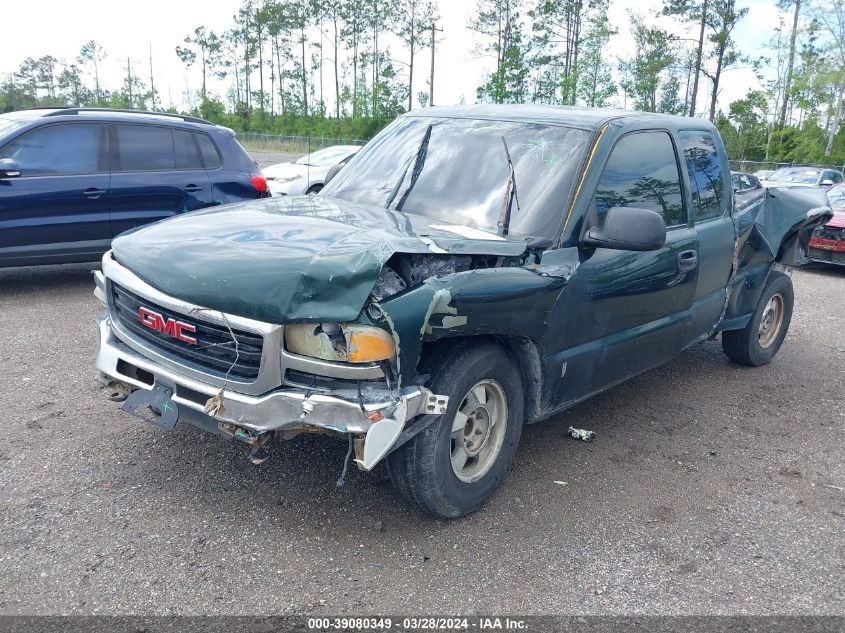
left=385, top=124, right=433, bottom=211
left=497, top=137, right=520, bottom=236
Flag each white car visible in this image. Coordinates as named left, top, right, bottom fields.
left=264, top=145, right=361, bottom=196
left=761, top=166, right=843, bottom=189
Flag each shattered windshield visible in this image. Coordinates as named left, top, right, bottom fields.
left=321, top=116, right=592, bottom=240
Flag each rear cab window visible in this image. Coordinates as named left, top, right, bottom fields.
left=679, top=131, right=726, bottom=222
left=593, top=131, right=685, bottom=228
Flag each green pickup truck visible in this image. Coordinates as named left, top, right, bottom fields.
left=94, top=105, right=830, bottom=518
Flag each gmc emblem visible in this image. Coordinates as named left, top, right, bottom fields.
left=138, top=306, right=197, bottom=345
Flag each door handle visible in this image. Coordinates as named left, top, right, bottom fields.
left=677, top=249, right=698, bottom=272
left=83, top=187, right=106, bottom=199
left=184, top=184, right=203, bottom=193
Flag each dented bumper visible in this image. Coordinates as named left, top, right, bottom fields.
left=95, top=314, right=446, bottom=469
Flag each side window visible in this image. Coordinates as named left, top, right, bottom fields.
left=116, top=124, right=174, bottom=171
left=593, top=131, right=684, bottom=227
left=194, top=133, right=221, bottom=169
left=834, top=172, right=844, bottom=183
left=0, top=124, right=103, bottom=176
left=174, top=129, right=202, bottom=169
left=680, top=131, right=725, bottom=222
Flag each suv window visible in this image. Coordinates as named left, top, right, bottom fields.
left=195, top=133, right=221, bottom=168
left=594, top=131, right=684, bottom=227
left=116, top=124, right=174, bottom=171
left=174, top=129, right=202, bottom=169
left=680, top=131, right=725, bottom=221
left=0, top=123, right=104, bottom=176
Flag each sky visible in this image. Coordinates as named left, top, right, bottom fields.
left=0, top=0, right=789, bottom=117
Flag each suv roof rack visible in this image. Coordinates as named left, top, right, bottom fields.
left=39, top=107, right=213, bottom=125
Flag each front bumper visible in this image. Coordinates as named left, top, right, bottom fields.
left=95, top=314, right=447, bottom=469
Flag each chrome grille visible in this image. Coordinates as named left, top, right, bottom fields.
left=110, top=283, right=263, bottom=380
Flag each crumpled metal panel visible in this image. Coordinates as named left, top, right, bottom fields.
left=110, top=195, right=528, bottom=324
left=722, top=186, right=831, bottom=326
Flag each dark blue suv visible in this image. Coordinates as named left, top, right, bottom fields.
left=0, top=108, right=268, bottom=267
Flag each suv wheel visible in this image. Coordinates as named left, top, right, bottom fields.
left=722, top=271, right=794, bottom=366
left=386, top=341, right=524, bottom=518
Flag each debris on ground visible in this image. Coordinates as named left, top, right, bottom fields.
left=568, top=426, right=596, bottom=442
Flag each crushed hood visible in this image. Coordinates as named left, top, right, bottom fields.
left=110, top=195, right=528, bottom=323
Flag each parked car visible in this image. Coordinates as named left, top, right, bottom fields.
left=264, top=145, right=361, bottom=196
left=731, top=172, right=765, bottom=210
left=0, top=107, right=268, bottom=268
left=753, top=169, right=775, bottom=180
left=93, top=105, right=830, bottom=518
left=761, top=166, right=844, bottom=189
left=805, top=183, right=845, bottom=266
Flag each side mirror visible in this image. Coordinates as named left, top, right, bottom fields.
left=0, top=158, right=21, bottom=179
left=583, top=206, right=667, bottom=252
left=324, top=163, right=342, bottom=186
left=820, top=179, right=834, bottom=187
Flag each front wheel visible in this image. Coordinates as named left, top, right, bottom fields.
left=386, top=341, right=524, bottom=518
left=722, top=271, right=794, bottom=366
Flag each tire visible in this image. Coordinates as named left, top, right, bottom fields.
left=306, top=184, right=323, bottom=195
left=722, top=271, right=794, bottom=366
left=386, top=341, right=524, bottom=518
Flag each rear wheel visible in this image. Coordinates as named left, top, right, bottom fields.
left=306, top=184, right=323, bottom=195
left=722, top=271, right=794, bottom=366
left=386, top=341, right=524, bottom=518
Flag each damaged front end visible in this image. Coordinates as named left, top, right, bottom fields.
left=94, top=192, right=553, bottom=473
left=94, top=253, right=454, bottom=471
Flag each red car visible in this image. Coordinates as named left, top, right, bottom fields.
left=807, top=184, right=845, bottom=265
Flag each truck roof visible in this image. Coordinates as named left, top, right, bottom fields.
left=404, top=104, right=715, bottom=132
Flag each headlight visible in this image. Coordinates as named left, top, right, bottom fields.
left=285, top=323, right=395, bottom=363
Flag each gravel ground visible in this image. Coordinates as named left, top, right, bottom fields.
left=0, top=263, right=842, bottom=616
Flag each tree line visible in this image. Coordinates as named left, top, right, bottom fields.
left=0, top=0, right=843, bottom=164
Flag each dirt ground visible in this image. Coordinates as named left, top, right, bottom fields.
left=0, top=261, right=842, bottom=615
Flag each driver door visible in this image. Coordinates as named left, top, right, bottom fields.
left=546, top=130, right=698, bottom=405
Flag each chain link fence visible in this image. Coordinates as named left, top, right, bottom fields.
left=728, top=159, right=845, bottom=175
left=236, top=132, right=367, bottom=155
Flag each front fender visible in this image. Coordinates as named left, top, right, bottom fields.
left=378, top=267, right=567, bottom=387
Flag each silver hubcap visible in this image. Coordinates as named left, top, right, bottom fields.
left=758, top=293, right=785, bottom=349
left=449, top=380, right=508, bottom=483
